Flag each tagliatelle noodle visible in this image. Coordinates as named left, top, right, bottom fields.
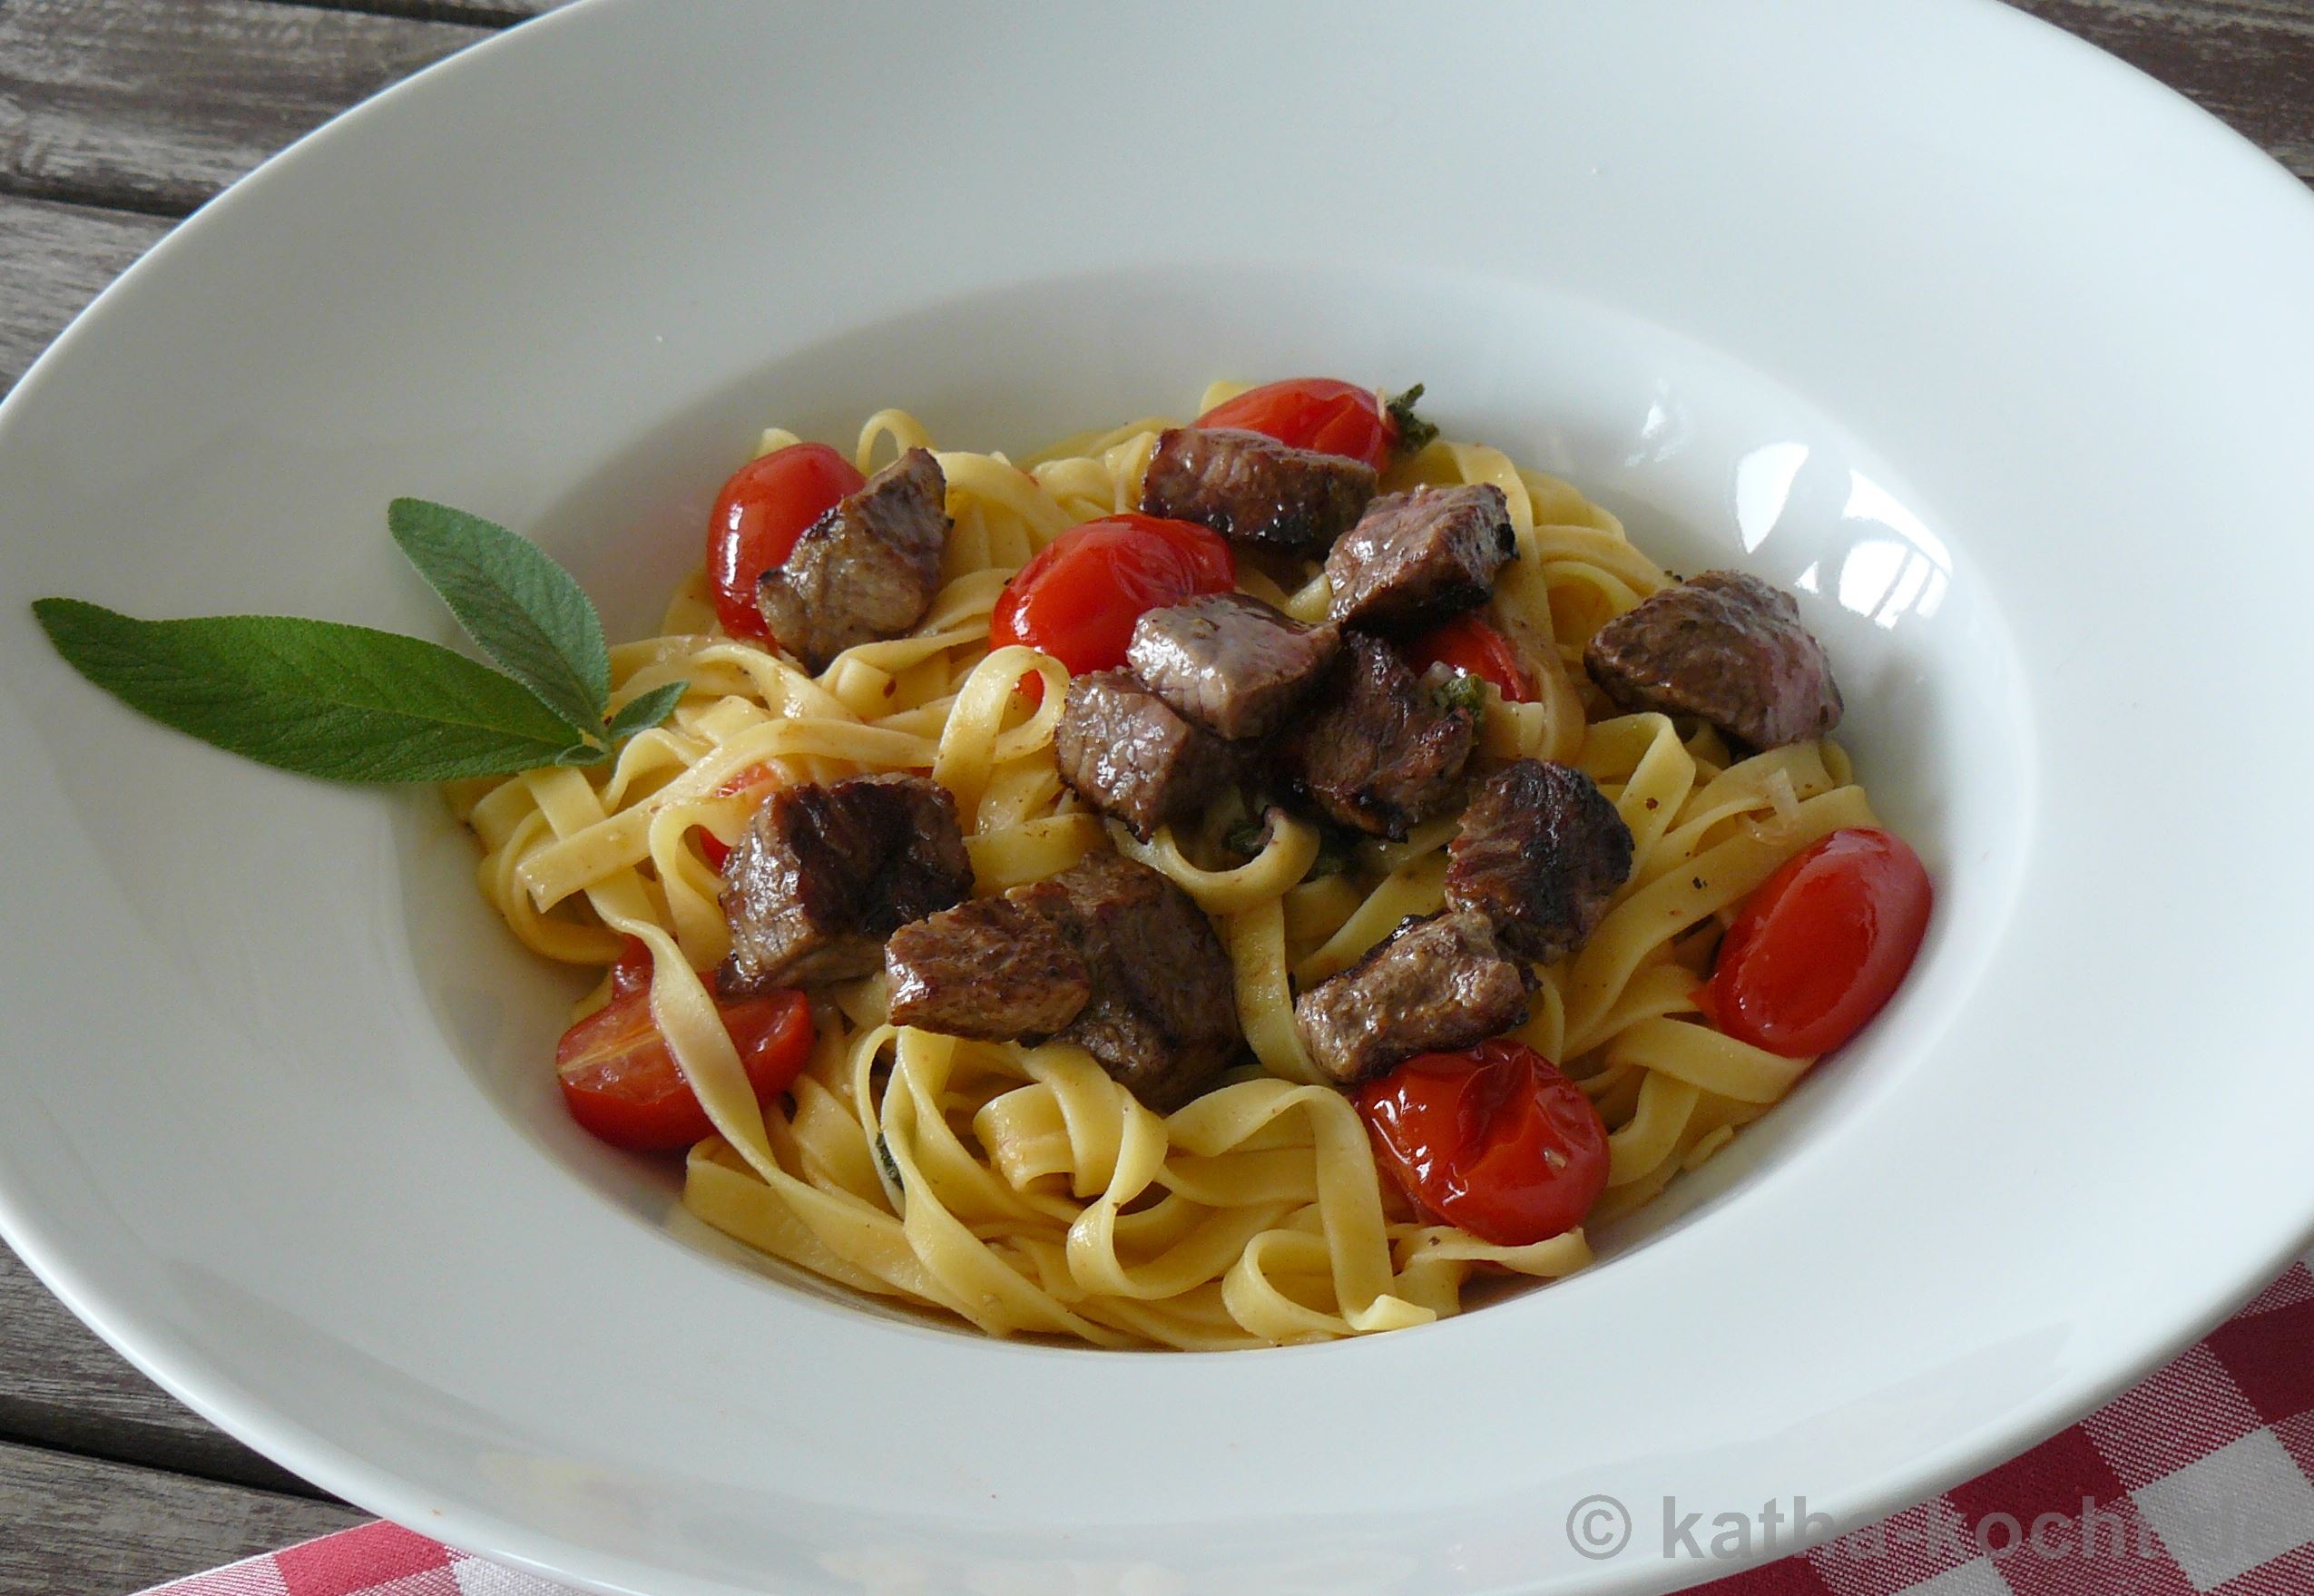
left=456, top=386, right=1878, bottom=1346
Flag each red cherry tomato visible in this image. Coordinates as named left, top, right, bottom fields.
left=1196, top=377, right=1397, bottom=469
left=1407, top=613, right=1534, bottom=702
left=1706, top=827, right=1932, bottom=1059
left=694, top=765, right=775, bottom=872
left=990, top=514, right=1235, bottom=704
left=708, top=443, right=866, bottom=640
left=554, top=960, right=814, bottom=1152
left=1356, top=1040, right=1610, bottom=1246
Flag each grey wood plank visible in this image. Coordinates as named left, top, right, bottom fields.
left=0, top=1438, right=364, bottom=1596
left=0, top=1246, right=324, bottom=1497
left=292, top=0, right=562, bottom=24
left=0, top=191, right=171, bottom=396
left=0, top=0, right=493, bottom=216
left=2008, top=0, right=2314, bottom=180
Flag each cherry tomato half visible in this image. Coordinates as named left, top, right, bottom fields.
left=990, top=514, right=1235, bottom=704
left=1196, top=377, right=1397, bottom=469
left=1706, top=827, right=1932, bottom=1059
left=1407, top=613, right=1534, bottom=703
left=1356, top=1040, right=1610, bottom=1247
left=554, top=960, right=814, bottom=1152
left=708, top=442, right=866, bottom=641
left=693, top=764, right=776, bottom=872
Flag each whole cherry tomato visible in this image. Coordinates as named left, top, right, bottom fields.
left=1407, top=613, right=1534, bottom=702
left=1196, top=377, right=1427, bottom=470
left=554, top=952, right=813, bottom=1152
left=1356, top=1040, right=1610, bottom=1246
left=1705, top=827, right=1932, bottom=1059
left=707, top=443, right=865, bottom=640
left=990, top=514, right=1235, bottom=704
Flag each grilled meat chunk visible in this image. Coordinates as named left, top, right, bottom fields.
left=1325, top=483, right=1515, bottom=633
left=1016, top=853, right=1240, bottom=1111
left=756, top=446, right=950, bottom=672
left=719, top=773, right=971, bottom=992
left=1053, top=670, right=1240, bottom=839
left=886, top=896, right=1091, bottom=1042
left=1282, top=635, right=1476, bottom=838
left=1125, top=592, right=1342, bottom=742
left=1293, top=910, right=1530, bottom=1085
left=1446, top=759, right=1633, bottom=964
left=1583, top=570, right=1842, bottom=750
left=1138, top=426, right=1375, bottom=553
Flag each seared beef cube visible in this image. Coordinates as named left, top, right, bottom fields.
left=1125, top=593, right=1341, bottom=741
left=886, top=896, right=1091, bottom=1041
left=1017, top=853, right=1240, bottom=1111
left=1326, top=484, right=1515, bottom=632
left=1293, top=911, right=1530, bottom=1085
left=1053, top=671, right=1239, bottom=840
left=1446, top=759, right=1633, bottom=963
left=720, top=773, right=972, bottom=991
left=1584, top=570, right=1843, bottom=750
left=1283, top=635, right=1475, bottom=838
left=756, top=447, right=950, bottom=672
left=1139, top=427, right=1375, bottom=553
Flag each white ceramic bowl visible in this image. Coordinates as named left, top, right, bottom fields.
left=4, top=3, right=2312, bottom=1592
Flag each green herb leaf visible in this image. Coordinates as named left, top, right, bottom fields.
left=1386, top=384, right=1439, bottom=458
left=32, top=599, right=600, bottom=782
left=605, top=681, right=689, bottom=742
left=387, top=497, right=610, bottom=739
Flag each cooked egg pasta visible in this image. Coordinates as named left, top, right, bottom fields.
left=456, top=386, right=1877, bottom=1347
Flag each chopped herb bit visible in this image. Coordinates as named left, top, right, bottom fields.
left=1303, top=843, right=1350, bottom=881
left=1225, top=819, right=1269, bottom=857
left=1386, top=384, right=1440, bottom=457
left=1434, top=671, right=1486, bottom=715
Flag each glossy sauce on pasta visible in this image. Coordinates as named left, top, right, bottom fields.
left=453, top=385, right=1884, bottom=1348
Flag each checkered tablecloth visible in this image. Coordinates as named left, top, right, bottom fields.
left=138, top=1248, right=2314, bottom=1596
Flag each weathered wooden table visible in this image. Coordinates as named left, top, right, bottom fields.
left=2, top=2, right=2309, bottom=1590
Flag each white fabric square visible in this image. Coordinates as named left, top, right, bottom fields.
left=451, top=1560, right=574, bottom=1596
left=1894, top=1560, right=2013, bottom=1596
left=2132, top=1428, right=2314, bottom=1591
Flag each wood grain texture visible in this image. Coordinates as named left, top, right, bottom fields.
left=0, top=1439, right=363, bottom=1596
left=0, top=192, right=170, bottom=395
left=0, top=0, right=2309, bottom=1588
left=0, top=0, right=492, bottom=215
left=0, top=1247, right=320, bottom=1496
left=2009, top=0, right=2314, bottom=178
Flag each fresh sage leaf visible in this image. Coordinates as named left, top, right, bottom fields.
left=33, top=599, right=599, bottom=782
left=604, top=681, right=689, bottom=742
left=387, top=497, right=610, bottom=741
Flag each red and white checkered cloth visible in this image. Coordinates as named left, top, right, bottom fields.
left=140, top=1248, right=2314, bottom=1596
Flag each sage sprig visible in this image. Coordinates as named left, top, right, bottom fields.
left=31, top=499, right=686, bottom=783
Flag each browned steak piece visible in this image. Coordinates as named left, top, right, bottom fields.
left=1292, top=910, right=1530, bottom=1085
left=1281, top=635, right=1476, bottom=838
left=1446, top=759, right=1633, bottom=964
left=1015, top=853, right=1240, bottom=1111
left=1124, top=592, right=1342, bottom=742
left=1053, top=670, right=1240, bottom=840
left=885, top=896, right=1091, bottom=1042
left=756, top=446, right=950, bottom=672
left=1325, top=483, right=1515, bottom=632
left=1583, top=570, right=1842, bottom=750
left=719, top=773, right=972, bottom=992
left=1138, top=426, right=1376, bottom=553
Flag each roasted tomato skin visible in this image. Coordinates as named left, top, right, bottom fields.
left=707, top=443, right=866, bottom=641
left=1706, top=827, right=1932, bottom=1060
left=1407, top=613, right=1534, bottom=702
left=1355, top=1040, right=1610, bottom=1246
left=989, top=514, right=1236, bottom=702
left=554, top=964, right=813, bottom=1152
left=1195, top=378, right=1397, bottom=469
